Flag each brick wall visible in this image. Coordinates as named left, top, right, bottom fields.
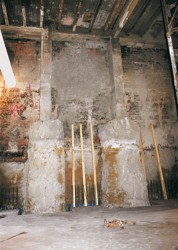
left=0, top=40, right=40, bottom=161
left=121, top=46, right=178, bottom=180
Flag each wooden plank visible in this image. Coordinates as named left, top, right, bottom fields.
left=90, top=123, right=98, bottom=206
left=72, top=0, right=83, bottom=32
left=104, top=0, right=127, bottom=32
left=22, top=3, right=27, bottom=27
left=168, top=2, right=178, bottom=29
left=57, top=0, right=64, bottom=29
left=114, top=0, right=140, bottom=38
left=123, top=0, right=150, bottom=34
left=80, top=124, right=87, bottom=206
left=161, top=0, right=178, bottom=108
left=71, top=124, right=76, bottom=207
left=1, top=0, right=9, bottom=26
left=0, top=25, right=42, bottom=41
left=139, top=128, right=147, bottom=179
left=150, top=124, right=167, bottom=200
left=88, top=0, right=103, bottom=32
left=40, top=0, right=44, bottom=28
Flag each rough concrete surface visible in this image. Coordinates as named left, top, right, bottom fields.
left=0, top=200, right=178, bottom=250
left=25, top=120, right=65, bottom=213
left=99, top=119, right=149, bottom=207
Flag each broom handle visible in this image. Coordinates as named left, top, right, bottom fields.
left=90, top=123, right=99, bottom=205
left=72, top=124, right=76, bottom=207
left=139, top=128, right=147, bottom=179
left=150, top=124, right=167, bottom=200
left=80, top=124, right=87, bottom=206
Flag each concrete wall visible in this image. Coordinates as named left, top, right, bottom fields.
left=51, top=40, right=112, bottom=129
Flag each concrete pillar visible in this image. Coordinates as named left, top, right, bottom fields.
left=24, top=29, right=65, bottom=213
left=25, top=120, right=65, bottom=213
left=40, top=29, right=52, bottom=121
left=99, top=118, right=149, bottom=208
left=107, top=38, right=125, bottom=118
left=99, top=38, right=149, bottom=208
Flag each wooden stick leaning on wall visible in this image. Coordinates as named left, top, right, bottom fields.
left=90, top=122, right=99, bottom=206
left=71, top=124, right=76, bottom=207
left=139, top=128, right=147, bottom=179
left=80, top=123, right=88, bottom=206
left=150, top=124, right=168, bottom=200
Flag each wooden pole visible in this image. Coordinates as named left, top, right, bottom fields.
left=150, top=124, right=167, bottom=200
left=139, top=128, right=147, bottom=179
left=90, top=123, right=99, bottom=205
left=80, top=124, right=87, bottom=206
left=71, top=124, right=76, bottom=207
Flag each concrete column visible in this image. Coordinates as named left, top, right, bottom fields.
left=108, top=38, right=125, bottom=118
left=25, top=120, right=65, bottom=213
left=40, top=29, right=52, bottom=121
left=99, top=119, right=149, bottom=208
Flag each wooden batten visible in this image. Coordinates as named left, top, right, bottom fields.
left=114, top=0, right=140, bottom=38
left=2, top=0, right=9, bottom=26
left=104, top=0, right=126, bottom=32
left=40, top=0, right=44, bottom=28
left=72, top=0, right=82, bottom=32
left=22, top=6, right=27, bottom=27
left=57, top=0, right=64, bottom=29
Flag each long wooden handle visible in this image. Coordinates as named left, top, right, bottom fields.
left=71, top=124, right=76, bottom=207
left=150, top=124, right=167, bottom=200
left=80, top=124, right=87, bottom=206
left=90, top=123, right=99, bottom=206
left=139, top=128, right=147, bottom=179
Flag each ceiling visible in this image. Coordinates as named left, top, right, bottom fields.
left=0, top=0, right=177, bottom=39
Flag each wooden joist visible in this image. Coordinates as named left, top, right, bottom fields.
left=88, top=0, right=103, bottom=32
left=57, top=0, right=64, bottom=29
left=22, top=7, right=27, bottom=27
left=1, top=0, right=9, bottom=26
left=104, top=0, right=126, bottom=32
left=72, top=0, right=83, bottom=32
left=168, top=2, right=178, bottom=30
left=0, top=25, right=42, bottom=41
left=40, top=0, right=44, bottom=28
left=113, top=0, right=140, bottom=38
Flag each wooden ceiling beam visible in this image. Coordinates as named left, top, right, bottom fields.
left=1, top=0, right=9, bottom=26
left=168, top=2, right=178, bottom=29
left=123, top=0, right=150, bottom=34
left=88, top=0, right=103, bottom=32
left=57, top=0, right=64, bottom=29
left=171, top=27, right=178, bottom=34
left=113, top=0, right=140, bottom=38
left=0, top=25, right=42, bottom=41
left=40, top=0, right=44, bottom=28
left=21, top=0, right=27, bottom=27
left=72, top=0, right=83, bottom=32
left=104, top=0, right=126, bottom=32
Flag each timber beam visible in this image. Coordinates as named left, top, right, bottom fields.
left=0, top=25, right=42, bottom=41
left=1, top=0, right=9, bottom=26
left=113, top=0, right=140, bottom=38
left=161, top=0, right=178, bottom=108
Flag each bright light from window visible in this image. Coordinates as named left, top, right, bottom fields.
left=0, top=30, right=16, bottom=88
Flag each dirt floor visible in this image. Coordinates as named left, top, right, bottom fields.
left=0, top=200, right=178, bottom=250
